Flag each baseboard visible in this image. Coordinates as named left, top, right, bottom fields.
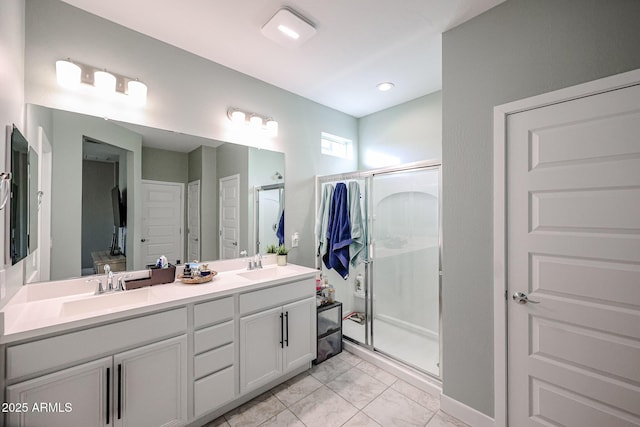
left=440, top=393, right=495, bottom=427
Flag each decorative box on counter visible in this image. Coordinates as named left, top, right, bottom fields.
left=125, top=264, right=177, bottom=290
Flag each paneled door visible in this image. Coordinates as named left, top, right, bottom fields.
left=219, top=174, right=240, bottom=259
left=141, top=181, right=184, bottom=266
left=506, top=82, right=640, bottom=425
left=187, top=180, right=200, bottom=262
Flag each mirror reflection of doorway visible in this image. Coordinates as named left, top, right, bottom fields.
left=81, top=138, right=128, bottom=275
left=219, top=174, right=240, bottom=259
left=187, top=180, right=200, bottom=262
left=255, top=183, right=284, bottom=254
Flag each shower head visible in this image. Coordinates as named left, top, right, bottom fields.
left=272, top=171, right=283, bottom=180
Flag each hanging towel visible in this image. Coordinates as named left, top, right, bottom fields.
left=315, top=183, right=334, bottom=258
left=276, top=210, right=285, bottom=246
left=348, top=181, right=366, bottom=267
left=323, top=182, right=352, bottom=278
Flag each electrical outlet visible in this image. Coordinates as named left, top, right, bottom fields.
left=291, top=232, right=299, bottom=248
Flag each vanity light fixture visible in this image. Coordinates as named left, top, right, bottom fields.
left=55, top=58, right=148, bottom=104
left=227, top=108, right=278, bottom=137
left=376, top=82, right=395, bottom=92
left=262, top=7, right=317, bottom=48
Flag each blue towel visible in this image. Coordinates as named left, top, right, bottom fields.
left=276, top=210, right=285, bottom=246
left=323, top=182, right=351, bottom=278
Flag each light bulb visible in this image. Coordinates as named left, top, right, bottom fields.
left=56, top=60, right=81, bottom=88
left=230, top=110, right=246, bottom=124
left=94, top=70, right=116, bottom=93
left=249, top=115, right=263, bottom=128
left=127, top=80, right=147, bottom=104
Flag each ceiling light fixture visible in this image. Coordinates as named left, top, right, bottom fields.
left=55, top=58, right=148, bottom=104
left=262, top=7, right=316, bottom=48
left=376, top=82, right=395, bottom=92
left=227, top=108, right=278, bottom=137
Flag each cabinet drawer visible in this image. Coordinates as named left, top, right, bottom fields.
left=316, top=330, right=342, bottom=364
left=194, top=296, right=234, bottom=329
left=239, top=279, right=314, bottom=315
left=194, top=320, right=234, bottom=354
left=7, top=308, right=187, bottom=380
left=194, top=366, right=235, bottom=418
left=194, top=343, right=234, bottom=379
left=318, top=303, right=342, bottom=337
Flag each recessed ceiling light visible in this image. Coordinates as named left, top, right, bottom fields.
left=376, top=82, right=395, bottom=92
left=262, top=8, right=316, bottom=48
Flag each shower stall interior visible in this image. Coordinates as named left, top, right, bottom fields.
left=316, top=161, right=441, bottom=378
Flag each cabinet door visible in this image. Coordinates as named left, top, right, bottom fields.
left=6, top=357, right=112, bottom=427
left=114, top=335, right=187, bottom=427
left=239, top=306, right=283, bottom=393
left=283, top=297, right=316, bottom=373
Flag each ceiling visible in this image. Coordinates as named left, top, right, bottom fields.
left=60, top=0, right=503, bottom=118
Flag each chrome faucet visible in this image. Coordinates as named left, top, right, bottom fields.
left=116, top=275, right=130, bottom=292
left=104, top=265, right=114, bottom=292
left=88, top=278, right=105, bottom=295
left=247, top=258, right=255, bottom=270
left=256, top=254, right=263, bottom=269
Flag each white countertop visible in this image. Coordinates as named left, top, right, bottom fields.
left=0, top=260, right=316, bottom=344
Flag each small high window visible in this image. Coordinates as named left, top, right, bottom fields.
left=321, top=132, right=353, bottom=160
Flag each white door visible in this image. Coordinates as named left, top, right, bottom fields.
left=114, top=336, right=187, bottom=427
left=6, top=357, right=112, bottom=427
left=283, top=297, right=316, bottom=373
left=187, top=180, right=200, bottom=262
left=141, top=181, right=184, bottom=266
left=219, top=174, right=240, bottom=259
left=507, top=83, right=640, bottom=425
left=239, top=306, right=283, bottom=394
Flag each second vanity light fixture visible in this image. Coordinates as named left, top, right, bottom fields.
left=227, top=108, right=278, bottom=137
left=56, top=59, right=147, bottom=104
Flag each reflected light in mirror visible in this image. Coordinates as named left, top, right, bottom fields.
left=56, top=60, right=81, bottom=88
left=364, top=149, right=401, bottom=168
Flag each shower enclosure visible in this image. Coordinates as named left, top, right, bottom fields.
left=316, top=161, right=441, bottom=378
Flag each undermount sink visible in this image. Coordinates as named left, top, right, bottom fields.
left=237, top=266, right=301, bottom=281
left=60, top=287, right=154, bottom=316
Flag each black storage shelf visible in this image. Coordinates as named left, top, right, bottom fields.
left=314, top=301, right=342, bottom=364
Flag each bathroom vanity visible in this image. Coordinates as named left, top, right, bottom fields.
left=0, top=258, right=316, bottom=427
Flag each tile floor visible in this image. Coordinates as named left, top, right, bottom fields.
left=202, top=350, right=467, bottom=427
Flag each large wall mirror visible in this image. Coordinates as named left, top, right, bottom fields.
left=26, top=104, right=285, bottom=282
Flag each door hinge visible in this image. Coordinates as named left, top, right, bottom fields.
left=505, top=290, right=508, bottom=300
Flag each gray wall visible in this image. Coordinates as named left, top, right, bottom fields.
left=142, top=147, right=188, bottom=183
left=0, top=0, right=25, bottom=302
left=358, top=91, right=442, bottom=168
left=441, top=0, right=640, bottom=416
left=201, top=146, right=218, bottom=260
left=24, top=0, right=358, bottom=269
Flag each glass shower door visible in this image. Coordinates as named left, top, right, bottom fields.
left=370, top=166, right=440, bottom=376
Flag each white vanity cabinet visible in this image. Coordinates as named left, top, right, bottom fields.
left=239, top=279, right=316, bottom=394
left=5, top=308, right=188, bottom=427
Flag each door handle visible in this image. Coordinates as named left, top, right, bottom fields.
left=512, top=291, right=540, bottom=304
left=141, top=238, right=147, bottom=242
left=232, top=241, right=238, bottom=246
left=285, top=311, right=289, bottom=347
left=106, top=367, right=110, bottom=424
left=117, top=363, right=122, bottom=420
